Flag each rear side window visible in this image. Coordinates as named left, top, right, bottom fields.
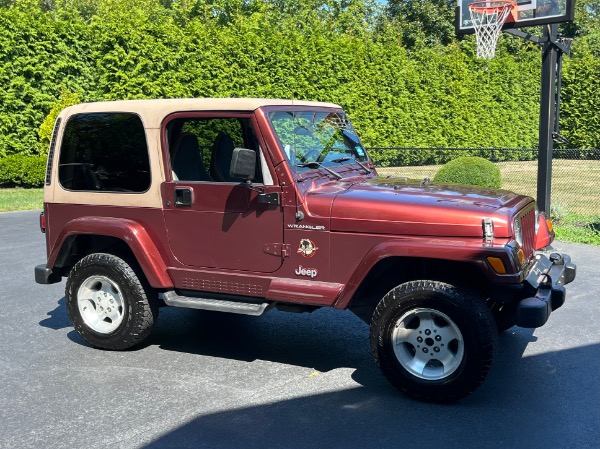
left=58, top=113, right=150, bottom=192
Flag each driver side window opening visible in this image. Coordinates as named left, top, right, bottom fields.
left=166, top=117, right=266, bottom=184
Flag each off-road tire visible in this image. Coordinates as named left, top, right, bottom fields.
left=370, top=280, right=497, bottom=402
left=66, top=253, right=158, bottom=350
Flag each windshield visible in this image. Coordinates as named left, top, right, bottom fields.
left=267, top=110, right=368, bottom=174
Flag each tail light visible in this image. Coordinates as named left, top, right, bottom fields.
left=39, top=212, right=46, bottom=233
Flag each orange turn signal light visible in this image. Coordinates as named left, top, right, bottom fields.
left=517, top=248, right=525, bottom=266
left=546, top=218, right=553, bottom=232
left=487, top=257, right=507, bottom=274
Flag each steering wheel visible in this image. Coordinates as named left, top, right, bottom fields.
left=299, top=149, right=322, bottom=163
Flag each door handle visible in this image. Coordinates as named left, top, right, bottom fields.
left=174, top=188, right=192, bottom=207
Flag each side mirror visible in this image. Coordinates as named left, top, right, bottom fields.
left=230, top=148, right=256, bottom=181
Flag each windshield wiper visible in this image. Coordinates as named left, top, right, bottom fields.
left=296, top=161, right=343, bottom=180
left=331, top=157, right=371, bottom=174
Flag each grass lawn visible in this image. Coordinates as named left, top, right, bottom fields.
left=553, top=214, right=600, bottom=245
left=0, top=188, right=43, bottom=212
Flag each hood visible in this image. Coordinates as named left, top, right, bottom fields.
left=305, top=177, right=532, bottom=238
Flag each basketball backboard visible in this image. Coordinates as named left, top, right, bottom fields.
left=456, top=0, right=576, bottom=34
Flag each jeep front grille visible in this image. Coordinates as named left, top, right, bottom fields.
left=520, top=207, right=536, bottom=259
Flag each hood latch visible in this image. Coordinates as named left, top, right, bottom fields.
left=483, top=218, right=494, bottom=243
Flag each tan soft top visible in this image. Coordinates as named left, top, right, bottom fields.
left=60, top=98, right=342, bottom=128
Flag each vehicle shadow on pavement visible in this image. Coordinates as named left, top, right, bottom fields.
left=150, top=306, right=539, bottom=383
left=149, top=307, right=375, bottom=373
left=39, top=297, right=71, bottom=330
left=140, top=341, right=600, bottom=449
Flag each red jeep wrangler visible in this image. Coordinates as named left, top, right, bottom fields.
left=35, top=98, right=576, bottom=401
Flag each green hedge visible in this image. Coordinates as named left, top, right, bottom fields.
left=0, top=0, right=597, bottom=163
left=0, top=154, right=46, bottom=187
left=433, top=156, right=502, bottom=188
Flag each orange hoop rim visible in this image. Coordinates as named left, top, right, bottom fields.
left=468, top=0, right=516, bottom=14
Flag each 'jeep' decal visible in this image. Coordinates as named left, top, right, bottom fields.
left=295, top=266, right=318, bottom=278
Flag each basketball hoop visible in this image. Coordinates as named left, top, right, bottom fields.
left=468, top=1, right=516, bottom=59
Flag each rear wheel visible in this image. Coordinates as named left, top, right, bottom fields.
left=66, top=253, right=158, bottom=350
left=370, top=280, right=497, bottom=402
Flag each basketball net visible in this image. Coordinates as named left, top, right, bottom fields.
left=469, top=1, right=516, bottom=59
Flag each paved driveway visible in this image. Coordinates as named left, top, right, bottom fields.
left=1, top=210, right=598, bottom=449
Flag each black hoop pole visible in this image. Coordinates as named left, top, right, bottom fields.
left=506, top=24, right=571, bottom=215
left=555, top=49, right=564, bottom=135
left=537, top=23, right=558, bottom=216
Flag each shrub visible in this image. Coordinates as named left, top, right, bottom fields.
left=38, top=90, right=81, bottom=152
left=433, top=156, right=502, bottom=189
left=0, top=154, right=47, bottom=188
left=550, top=201, right=569, bottom=222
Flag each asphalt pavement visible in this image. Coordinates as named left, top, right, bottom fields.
left=0, top=210, right=598, bottom=449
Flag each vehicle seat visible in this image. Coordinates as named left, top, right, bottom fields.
left=210, top=132, right=237, bottom=182
left=172, top=134, right=211, bottom=181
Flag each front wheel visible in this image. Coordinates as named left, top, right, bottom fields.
left=66, top=253, right=158, bottom=350
left=370, top=280, right=497, bottom=402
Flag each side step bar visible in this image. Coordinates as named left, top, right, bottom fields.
left=163, top=291, right=271, bottom=316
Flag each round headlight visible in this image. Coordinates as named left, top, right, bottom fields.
left=514, top=217, right=523, bottom=246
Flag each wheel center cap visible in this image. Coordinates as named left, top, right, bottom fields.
left=96, top=293, right=114, bottom=310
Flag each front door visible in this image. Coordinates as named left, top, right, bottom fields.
left=161, top=114, right=283, bottom=273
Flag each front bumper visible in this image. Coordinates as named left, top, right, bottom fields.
left=517, top=252, right=576, bottom=328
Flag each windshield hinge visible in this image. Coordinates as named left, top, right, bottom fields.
left=264, top=243, right=291, bottom=258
